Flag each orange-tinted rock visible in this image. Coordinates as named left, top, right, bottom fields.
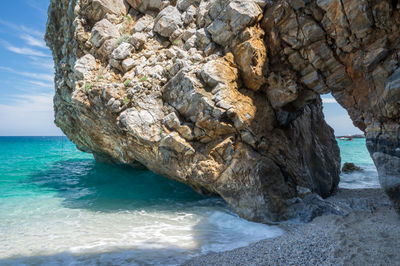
left=46, top=0, right=400, bottom=222
left=233, top=26, right=267, bottom=91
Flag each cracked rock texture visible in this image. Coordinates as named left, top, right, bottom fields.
left=46, top=0, right=400, bottom=223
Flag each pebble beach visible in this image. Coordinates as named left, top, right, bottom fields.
left=185, top=189, right=400, bottom=265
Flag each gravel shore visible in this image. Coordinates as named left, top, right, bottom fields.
left=184, top=189, right=400, bottom=265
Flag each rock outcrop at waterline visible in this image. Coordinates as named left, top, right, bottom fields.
left=45, top=0, right=400, bottom=222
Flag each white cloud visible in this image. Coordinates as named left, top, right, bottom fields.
left=0, top=19, right=44, bottom=38
left=20, top=33, right=47, bottom=49
left=3, top=93, right=53, bottom=111
left=28, top=56, right=54, bottom=71
left=2, top=42, right=49, bottom=57
left=0, top=15, right=58, bottom=136
left=0, top=66, right=53, bottom=82
left=28, top=80, right=54, bottom=88
left=0, top=93, right=62, bottom=136
left=322, top=97, right=337, bottom=104
left=19, top=72, right=53, bottom=82
left=0, top=19, right=49, bottom=57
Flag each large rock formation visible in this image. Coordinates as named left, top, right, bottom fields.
left=45, top=0, right=400, bottom=222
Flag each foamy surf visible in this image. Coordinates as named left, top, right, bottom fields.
left=339, top=164, right=379, bottom=189
left=0, top=196, right=283, bottom=265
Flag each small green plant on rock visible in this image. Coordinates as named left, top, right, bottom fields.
left=124, top=79, right=131, bottom=87
left=84, top=83, right=92, bottom=92
left=120, top=15, right=132, bottom=34
left=97, top=75, right=103, bottom=80
left=139, top=75, right=148, bottom=82
left=173, top=39, right=182, bottom=46
left=123, top=96, right=130, bottom=105
left=115, top=34, right=131, bottom=47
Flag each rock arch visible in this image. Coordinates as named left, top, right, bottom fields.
left=45, top=0, right=400, bottom=223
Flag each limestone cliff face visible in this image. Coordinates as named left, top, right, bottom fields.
left=45, top=0, right=400, bottom=222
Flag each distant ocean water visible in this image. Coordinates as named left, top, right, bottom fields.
left=0, top=136, right=378, bottom=265
left=337, top=138, right=379, bottom=189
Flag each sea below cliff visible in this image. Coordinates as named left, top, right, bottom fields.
left=0, top=137, right=396, bottom=265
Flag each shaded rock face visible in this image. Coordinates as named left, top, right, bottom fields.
left=45, top=0, right=399, bottom=222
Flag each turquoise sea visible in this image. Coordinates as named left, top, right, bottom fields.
left=337, top=138, right=379, bottom=189
left=0, top=137, right=378, bottom=265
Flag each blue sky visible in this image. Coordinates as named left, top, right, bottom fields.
left=0, top=0, right=61, bottom=136
left=0, top=0, right=362, bottom=136
left=322, top=97, right=362, bottom=136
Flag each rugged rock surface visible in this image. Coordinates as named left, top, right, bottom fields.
left=342, top=162, right=362, bottom=173
left=46, top=0, right=400, bottom=222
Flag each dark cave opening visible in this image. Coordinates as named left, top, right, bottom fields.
left=393, top=0, right=398, bottom=9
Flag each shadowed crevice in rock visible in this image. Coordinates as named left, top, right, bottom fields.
left=45, top=0, right=400, bottom=222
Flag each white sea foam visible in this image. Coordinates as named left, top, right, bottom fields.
left=200, top=211, right=284, bottom=253
left=0, top=196, right=284, bottom=265
left=339, top=164, right=379, bottom=189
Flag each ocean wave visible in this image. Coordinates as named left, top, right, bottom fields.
left=340, top=164, right=379, bottom=189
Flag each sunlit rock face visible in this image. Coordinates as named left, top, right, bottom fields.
left=45, top=0, right=400, bottom=222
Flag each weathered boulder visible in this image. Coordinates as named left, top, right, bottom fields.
left=153, top=6, right=183, bottom=37
left=46, top=0, right=400, bottom=222
left=81, top=0, right=129, bottom=23
left=128, top=32, right=146, bottom=50
left=177, top=0, right=200, bottom=11
left=207, top=1, right=262, bottom=46
left=90, top=19, right=120, bottom=48
left=111, top=42, right=133, bottom=60
left=73, top=54, right=97, bottom=80
left=342, top=163, right=362, bottom=173
left=232, top=26, right=267, bottom=91
left=127, top=0, right=170, bottom=14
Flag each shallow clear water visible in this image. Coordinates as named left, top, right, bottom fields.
left=337, top=138, right=379, bottom=189
left=0, top=137, right=378, bottom=265
left=0, top=137, right=283, bottom=265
